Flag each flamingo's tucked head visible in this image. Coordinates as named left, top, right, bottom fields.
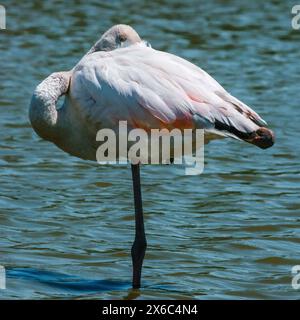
left=89, top=24, right=143, bottom=53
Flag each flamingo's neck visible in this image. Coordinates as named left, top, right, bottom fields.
left=29, top=72, right=70, bottom=142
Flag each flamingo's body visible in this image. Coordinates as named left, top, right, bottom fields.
left=29, top=25, right=274, bottom=288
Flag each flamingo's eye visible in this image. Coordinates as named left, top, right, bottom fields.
left=119, top=35, right=127, bottom=42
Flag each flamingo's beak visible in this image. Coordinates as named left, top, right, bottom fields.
left=143, top=40, right=152, bottom=48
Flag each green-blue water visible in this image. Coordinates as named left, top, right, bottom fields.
left=0, top=0, right=300, bottom=299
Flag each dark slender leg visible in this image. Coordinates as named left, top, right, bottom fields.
left=131, top=163, right=147, bottom=288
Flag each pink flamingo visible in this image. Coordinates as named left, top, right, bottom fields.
left=29, top=25, right=274, bottom=288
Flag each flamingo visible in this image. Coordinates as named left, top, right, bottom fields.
left=29, top=24, right=275, bottom=289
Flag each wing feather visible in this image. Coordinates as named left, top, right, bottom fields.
left=70, top=44, right=265, bottom=140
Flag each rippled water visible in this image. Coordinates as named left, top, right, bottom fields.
left=1, top=0, right=300, bottom=299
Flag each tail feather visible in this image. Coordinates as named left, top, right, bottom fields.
left=193, top=101, right=275, bottom=149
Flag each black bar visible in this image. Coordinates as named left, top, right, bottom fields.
left=0, top=300, right=298, bottom=319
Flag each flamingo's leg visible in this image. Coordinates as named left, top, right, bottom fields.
left=131, top=163, right=147, bottom=288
